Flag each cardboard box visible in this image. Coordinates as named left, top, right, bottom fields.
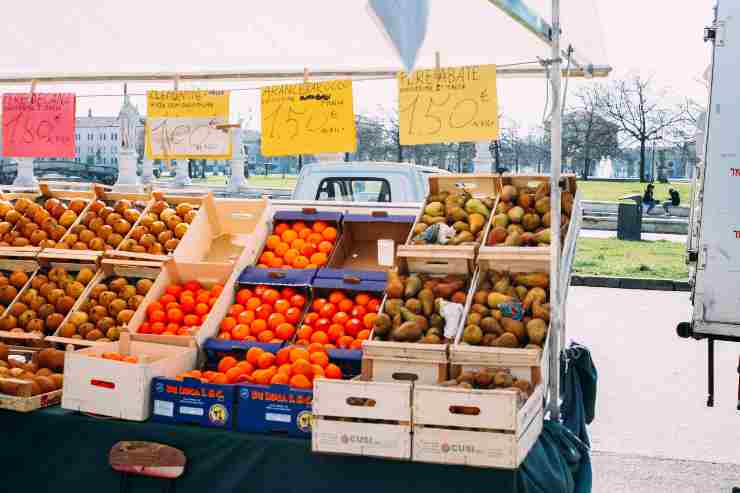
left=62, top=333, right=197, bottom=421
left=150, top=376, right=236, bottom=429
left=235, top=382, right=313, bottom=438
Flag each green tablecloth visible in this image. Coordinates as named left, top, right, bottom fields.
left=1, top=406, right=517, bottom=493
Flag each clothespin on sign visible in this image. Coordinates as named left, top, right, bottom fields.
left=435, top=52, right=441, bottom=71
left=29, top=79, right=37, bottom=102
left=303, top=68, right=309, bottom=84
left=173, top=74, right=180, bottom=92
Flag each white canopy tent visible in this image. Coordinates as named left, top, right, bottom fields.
left=1, top=0, right=610, bottom=420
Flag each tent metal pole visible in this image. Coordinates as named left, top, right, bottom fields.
left=548, top=0, right=562, bottom=422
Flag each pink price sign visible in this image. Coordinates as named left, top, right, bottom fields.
left=2, top=93, right=76, bottom=158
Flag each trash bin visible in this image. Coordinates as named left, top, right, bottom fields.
left=617, top=194, right=642, bottom=241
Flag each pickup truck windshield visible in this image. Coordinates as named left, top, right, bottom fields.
left=315, top=177, right=391, bottom=202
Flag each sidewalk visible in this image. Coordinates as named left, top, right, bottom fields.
left=580, top=229, right=686, bottom=243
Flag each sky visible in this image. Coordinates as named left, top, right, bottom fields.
left=0, top=0, right=715, bottom=133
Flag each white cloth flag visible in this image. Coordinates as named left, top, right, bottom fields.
left=367, top=0, right=429, bottom=73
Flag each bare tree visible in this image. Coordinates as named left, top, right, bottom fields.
left=597, top=75, right=686, bottom=182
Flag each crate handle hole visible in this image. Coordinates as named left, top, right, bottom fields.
left=371, top=211, right=388, bottom=217
left=346, top=397, right=377, bottom=407
left=449, top=405, right=480, bottom=416
left=301, top=207, right=318, bottom=214
left=230, top=213, right=254, bottom=220
left=426, top=261, right=449, bottom=266
left=268, top=271, right=286, bottom=279
left=91, top=379, right=116, bottom=390
left=342, top=275, right=361, bottom=284
left=455, top=182, right=478, bottom=190
left=391, top=372, right=418, bottom=381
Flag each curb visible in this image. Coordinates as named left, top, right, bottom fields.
left=571, top=275, right=690, bottom=292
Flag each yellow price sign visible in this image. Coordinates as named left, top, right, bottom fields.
left=398, top=64, right=498, bottom=145
left=145, top=90, right=231, bottom=159
left=260, top=80, right=357, bottom=157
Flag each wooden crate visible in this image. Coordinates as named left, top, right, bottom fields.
left=449, top=266, right=549, bottom=385
left=38, top=184, right=149, bottom=264
left=312, top=377, right=412, bottom=460
left=397, top=174, right=499, bottom=275
left=0, top=184, right=94, bottom=258
left=106, top=191, right=206, bottom=264
left=0, top=378, right=62, bottom=412
left=61, top=332, right=197, bottom=421
left=173, top=194, right=270, bottom=270
left=0, top=257, right=42, bottom=346
left=477, top=174, right=578, bottom=273
left=126, top=259, right=237, bottom=347
left=44, top=259, right=162, bottom=348
left=412, top=383, right=544, bottom=468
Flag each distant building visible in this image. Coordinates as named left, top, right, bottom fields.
left=73, top=108, right=145, bottom=165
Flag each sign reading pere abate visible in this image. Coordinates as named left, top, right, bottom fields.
left=398, top=64, right=498, bottom=145
left=2, top=93, right=76, bottom=158
left=145, top=90, right=231, bottom=159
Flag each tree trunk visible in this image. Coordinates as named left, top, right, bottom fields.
left=639, top=140, right=647, bottom=182
left=582, top=157, right=590, bottom=181
left=397, top=144, right=403, bottom=162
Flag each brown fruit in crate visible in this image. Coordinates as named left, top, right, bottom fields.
left=113, top=199, right=132, bottom=215
left=149, top=221, right=166, bottom=235
left=117, top=309, right=134, bottom=324
left=108, top=277, right=127, bottom=293
left=33, top=208, right=50, bottom=225
left=148, top=243, right=164, bottom=255
left=68, top=311, right=88, bottom=326
left=139, top=234, right=156, bottom=249
left=140, top=213, right=156, bottom=228
left=27, top=318, right=46, bottom=333
left=123, top=209, right=140, bottom=224
left=50, top=225, right=66, bottom=241
left=184, top=210, right=197, bottom=224
left=131, top=245, right=147, bottom=253
left=130, top=226, right=147, bottom=241
left=55, top=296, right=75, bottom=314
left=451, top=291, right=467, bottom=304
left=10, top=302, right=28, bottom=317
left=39, top=282, right=57, bottom=299
left=58, top=210, right=77, bottom=227
left=105, top=213, right=122, bottom=227
left=65, top=281, right=84, bottom=298
left=44, top=198, right=60, bottom=213
left=47, top=288, right=65, bottom=306
left=98, top=291, right=117, bottom=308
left=48, top=267, right=68, bottom=284
left=98, top=206, right=114, bottom=221
left=113, top=220, right=131, bottom=236
left=0, top=315, right=16, bottom=331
left=88, top=216, right=105, bottom=233
left=12, top=237, right=29, bottom=247
left=150, top=200, right=168, bottom=215
left=89, top=200, right=104, bottom=214
left=5, top=210, right=21, bottom=224
left=136, top=279, right=153, bottom=295
left=0, top=201, right=12, bottom=217
left=0, top=222, right=11, bottom=235
left=106, top=327, right=121, bottom=340
left=20, top=288, right=38, bottom=306
left=83, top=211, right=96, bottom=227
left=69, top=199, right=87, bottom=215
left=160, top=208, right=177, bottom=222
left=29, top=229, right=48, bottom=245
left=77, top=323, right=94, bottom=338
left=89, top=284, right=106, bottom=300
left=106, top=233, right=123, bottom=247
left=77, top=229, right=94, bottom=244
left=0, top=284, right=17, bottom=304
left=174, top=223, right=188, bottom=239
left=128, top=294, right=144, bottom=310
left=21, top=222, right=38, bottom=238
left=117, top=239, right=134, bottom=251
left=34, top=376, right=55, bottom=394
left=164, top=238, right=179, bottom=252
left=175, top=203, right=192, bottom=217
left=71, top=241, right=87, bottom=250
left=88, top=238, right=105, bottom=251
left=108, top=299, right=127, bottom=317
left=76, top=268, right=94, bottom=285
left=85, top=329, right=104, bottom=341
left=38, top=303, right=56, bottom=321
left=64, top=232, right=79, bottom=245
left=49, top=373, right=63, bottom=390
left=18, top=309, right=35, bottom=328
left=97, top=317, right=115, bottom=333
left=157, top=230, right=174, bottom=244
left=9, top=271, right=29, bottom=288
left=165, top=216, right=181, bottom=232
left=119, top=286, right=136, bottom=301
left=30, top=296, right=45, bottom=312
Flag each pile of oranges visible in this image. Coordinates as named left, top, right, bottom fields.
left=217, top=285, right=306, bottom=342
left=295, top=290, right=380, bottom=350
left=95, top=352, right=139, bottom=363
left=139, top=281, right=223, bottom=336
left=258, top=220, right=338, bottom=269
left=176, top=344, right=342, bottom=389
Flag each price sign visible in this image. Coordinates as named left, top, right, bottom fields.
left=398, top=64, right=498, bottom=145
left=2, top=93, right=76, bottom=158
left=145, top=90, right=231, bottom=159
left=260, top=80, right=357, bottom=157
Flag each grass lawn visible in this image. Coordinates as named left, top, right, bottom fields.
left=158, top=174, right=298, bottom=188
left=576, top=180, right=691, bottom=202
left=573, top=237, right=688, bottom=280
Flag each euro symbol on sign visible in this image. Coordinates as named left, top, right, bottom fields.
left=480, top=90, right=489, bottom=102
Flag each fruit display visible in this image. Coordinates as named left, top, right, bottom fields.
left=61, top=198, right=147, bottom=251
left=88, top=352, right=140, bottom=363
left=485, top=181, right=573, bottom=247
left=296, top=290, right=380, bottom=350
left=58, top=275, right=154, bottom=342
left=372, top=271, right=470, bottom=344
left=0, top=345, right=65, bottom=396
left=410, top=189, right=494, bottom=246
left=176, top=345, right=342, bottom=389
left=0, top=266, right=95, bottom=335
left=0, top=269, right=33, bottom=315
left=258, top=221, right=338, bottom=269
left=441, top=369, right=534, bottom=403
left=216, top=285, right=306, bottom=342
left=459, top=270, right=549, bottom=349
left=139, top=280, right=223, bottom=336
left=119, top=199, right=198, bottom=255
left=0, top=196, right=87, bottom=248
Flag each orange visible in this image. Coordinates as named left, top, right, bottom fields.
left=328, top=291, right=346, bottom=304
left=292, top=256, right=310, bottom=269
left=337, top=335, right=354, bottom=349
left=273, top=299, right=290, bottom=314
left=274, top=222, right=290, bottom=236
left=262, top=288, right=280, bottom=305
left=203, top=371, right=217, bottom=381
left=312, top=298, right=327, bottom=312
left=363, top=313, right=377, bottom=330
left=254, top=285, right=267, bottom=297
left=211, top=373, right=228, bottom=384
left=298, top=228, right=313, bottom=240
left=291, top=221, right=308, bottom=232
left=290, top=294, right=307, bottom=308
left=257, top=329, right=275, bottom=343
left=325, top=364, right=342, bottom=379
left=289, top=374, right=312, bottom=389
left=232, top=324, right=250, bottom=340
left=310, top=331, right=329, bottom=345
left=312, top=221, right=328, bottom=233
left=220, top=316, right=237, bottom=334
left=310, top=252, right=328, bottom=267
left=283, top=248, right=299, bottom=265
left=238, top=310, right=255, bottom=326
left=355, top=293, right=370, bottom=306
left=271, top=373, right=290, bottom=385
left=267, top=312, right=286, bottom=330
left=307, top=233, right=323, bottom=246
left=309, top=351, right=329, bottom=368
left=350, top=339, right=363, bottom=350
left=290, top=238, right=306, bottom=252
left=268, top=256, right=284, bottom=268
left=274, top=242, right=290, bottom=257
left=296, top=324, right=312, bottom=341
left=318, top=241, right=333, bottom=254
left=195, top=303, right=210, bottom=316
left=306, top=264, right=318, bottom=269
left=246, top=347, right=264, bottom=366
left=228, top=304, right=245, bottom=317
left=225, top=366, right=244, bottom=383
left=289, top=347, right=311, bottom=364
left=237, top=361, right=254, bottom=375
left=166, top=285, right=183, bottom=297
left=275, top=347, right=292, bottom=366
left=281, top=229, right=298, bottom=244
left=257, top=352, right=276, bottom=369
left=245, top=335, right=257, bottom=342
left=196, top=292, right=211, bottom=304
left=275, top=322, right=295, bottom=341
left=253, top=369, right=272, bottom=385
left=266, top=235, right=281, bottom=250
left=322, top=227, right=338, bottom=241
left=217, top=331, right=232, bottom=339
left=236, top=288, right=253, bottom=305
left=277, top=363, right=293, bottom=376
left=299, top=244, right=316, bottom=258
left=218, top=356, right=238, bottom=374
left=259, top=251, right=275, bottom=265
left=160, top=294, right=176, bottom=306
left=327, top=324, right=345, bottom=342
left=210, top=284, right=224, bottom=298
left=333, top=311, right=350, bottom=325
left=337, top=298, right=354, bottom=313
left=307, top=342, right=325, bottom=354
left=291, top=359, right=313, bottom=377
left=246, top=297, right=262, bottom=311
left=285, top=306, right=302, bottom=324
left=296, top=339, right=309, bottom=346
left=250, top=318, right=267, bottom=336
left=357, top=329, right=370, bottom=341
left=312, top=365, right=326, bottom=379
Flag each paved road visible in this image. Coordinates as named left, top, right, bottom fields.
left=566, top=287, right=739, bottom=491
left=580, top=229, right=687, bottom=243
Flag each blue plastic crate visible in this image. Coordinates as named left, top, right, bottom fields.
left=150, top=377, right=236, bottom=429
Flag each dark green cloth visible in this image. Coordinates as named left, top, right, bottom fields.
left=0, top=406, right=517, bottom=493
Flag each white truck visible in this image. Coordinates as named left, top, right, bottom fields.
left=678, top=0, right=740, bottom=409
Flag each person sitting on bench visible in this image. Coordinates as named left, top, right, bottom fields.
left=663, top=188, right=680, bottom=215
left=643, top=184, right=659, bottom=214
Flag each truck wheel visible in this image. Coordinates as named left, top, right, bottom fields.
left=676, top=322, right=692, bottom=339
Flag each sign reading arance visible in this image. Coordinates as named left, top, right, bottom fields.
left=2, top=93, right=76, bottom=158
left=260, top=80, right=357, bottom=157
left=145, top=90, right=231, bottom=159
left=398, top=64, right=498, bottom=145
